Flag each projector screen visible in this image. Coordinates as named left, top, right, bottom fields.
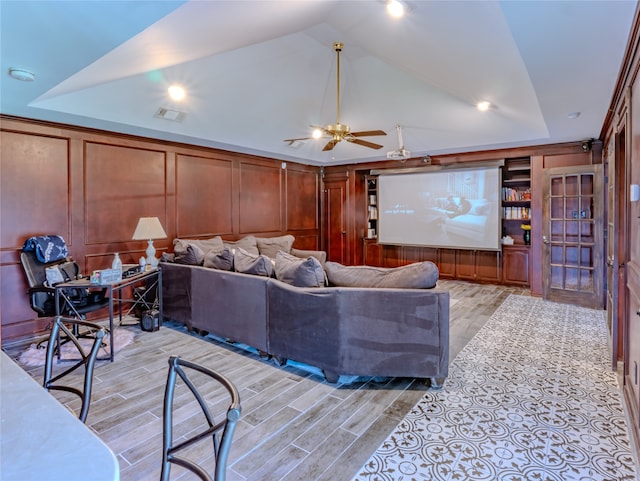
left=377, top=165, right=502, bottom=250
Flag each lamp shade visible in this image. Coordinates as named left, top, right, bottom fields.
left=132, top=217, right=167, bottom=240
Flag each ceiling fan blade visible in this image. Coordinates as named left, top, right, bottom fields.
left=323, top=139, right=339, bottom=151
left=351, top=130, right=387, bottom=137
left=348, top=138, right=384, bottom=150
left=283, top=137, right=311, bottom=143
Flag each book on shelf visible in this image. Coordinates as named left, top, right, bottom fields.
left=503, top=206, right=530, bottom=220
left=501, top=187, right=531, bottom=201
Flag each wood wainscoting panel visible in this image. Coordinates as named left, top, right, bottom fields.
left=286, top=166, right=319, bottom=231
left=0, top=130, right=71, bottom=340
left=0, top=130, right=70, bottom=245
left=85, top=142, right=167, bottom=244
left=239, top=161, right=282, bottom=234
left=176, top=154, right=233, bottom=237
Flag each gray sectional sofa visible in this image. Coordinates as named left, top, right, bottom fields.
left=160, top=236, right=450, bottom=385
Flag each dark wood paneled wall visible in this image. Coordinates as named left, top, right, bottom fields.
left=0, top=117, right=321, bottom=342
left=601, top=3, right=640, bottom=457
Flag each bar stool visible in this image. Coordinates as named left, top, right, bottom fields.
left=43, top=316, right=106, bottom=423
left=161, top=355, right=241, bottom=481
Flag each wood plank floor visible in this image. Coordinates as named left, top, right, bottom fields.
left=3, top=280, right=530, bottom=480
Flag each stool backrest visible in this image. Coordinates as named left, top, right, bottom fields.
left=161, top=355, right=241, bottom=481
left=43, top=316, right=106, bottom=423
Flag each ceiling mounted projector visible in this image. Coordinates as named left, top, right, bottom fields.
left=387, top=148, right=411, bottom=160
left=387, top=125, right=411, bottom=160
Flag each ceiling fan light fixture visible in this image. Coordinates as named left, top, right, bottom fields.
left=312, top=128, right=323, bottom=139
left=386, top=0, right=406, bottom=18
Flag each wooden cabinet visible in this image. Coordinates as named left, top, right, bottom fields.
left=502, top=245, right=530, bottom=286
left=456, top=249, right=501, bottom=283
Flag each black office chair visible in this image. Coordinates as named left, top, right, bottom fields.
left=20, top=235, right=109, bottom=319
left=161, top=356, right=241, bottom=481
left=43, top=316, right=106, bottom=423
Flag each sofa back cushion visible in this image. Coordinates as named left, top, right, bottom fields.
left=290, top=248, right=327, bottom=266
left=324, top=261, right=439, bottom=289
left=274, top=251, right=326, bottom=287
left=234, top=247, right=274, bottom=277
left=256, top=235, right=295, bottom=259
left=173, top=237, right=225, bottom=265
left=223, top=236, right=259, bottom=255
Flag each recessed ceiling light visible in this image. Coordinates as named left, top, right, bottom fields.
left=476, top=101, right=491, bottom=112
left=8, top=68, right=35, bottom=82
left=568, top=111, right=581, bottom=119
left=386, top=0, right=406, bottom=18
left=168, top=85, right=185, bottom=101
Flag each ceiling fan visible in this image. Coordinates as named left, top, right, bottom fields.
left=284, top=42, right=386, bottom=152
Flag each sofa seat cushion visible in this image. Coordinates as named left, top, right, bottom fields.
left=234, top=248, right=274, bottom=277
left=324, top=261, right=439, bottom=289
left=204, top=245, right=234, bottom=270
left=274, top=251, right=326, bottom=287
left=256, top=235, right=295, bottom=259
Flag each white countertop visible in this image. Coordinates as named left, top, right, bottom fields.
left=0, top=350, right=120, bottom=481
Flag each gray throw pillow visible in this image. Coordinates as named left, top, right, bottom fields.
left=203, top=246, right=234, bottom=270
left=160, top=252, right=175, bottom=263
left=173, top=237, right=224, bottom=263
left=224, top=236, right=259, bottom=256
left=324, top=261, right=439, bottom=289
left=256, top=235, right=295, bottom=259
left=274, top=251, right=326, bottom=287
left=173, top=243, right=204, bottom=265
left=233, top=247, right=274, bottom=277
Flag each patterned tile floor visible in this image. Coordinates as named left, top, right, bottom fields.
left=352, top=295, right=638, bottom=481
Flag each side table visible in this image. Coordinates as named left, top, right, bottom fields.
left=55, top=267, right=163, bottom=361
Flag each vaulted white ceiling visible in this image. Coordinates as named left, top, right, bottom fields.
left=1, top=1, right=636, bottom=165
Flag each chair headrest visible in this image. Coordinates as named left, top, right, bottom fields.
left=22, top=235, right=69, bottom=263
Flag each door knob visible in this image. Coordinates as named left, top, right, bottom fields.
left=542, top=236, right=550, bottom=245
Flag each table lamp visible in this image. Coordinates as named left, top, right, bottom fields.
left=132, top=217, right=167, bottom=268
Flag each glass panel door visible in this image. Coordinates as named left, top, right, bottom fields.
left=543, top=165, right=603, bottom=308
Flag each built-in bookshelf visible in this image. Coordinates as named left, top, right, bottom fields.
left=502, top=157, right=531, bottom=244
left=366, top=176, right=378, bottom=239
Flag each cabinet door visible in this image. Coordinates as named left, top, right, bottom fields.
left=363, top=239, right=382, bottom=266
left=626, top=286, right=640, bottom=420
left=437, top=249, right=456, bottom=278
left=476, top=250, right=501, bottom=282
left=503, top=246, right=530, bottom=286
left=456, top=250, right=476, bottom=280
